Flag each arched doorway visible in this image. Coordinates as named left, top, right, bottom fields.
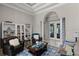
left=44, top=11, right=65, bottom=47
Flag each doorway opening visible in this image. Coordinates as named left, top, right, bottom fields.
left=44, top=11, right=65, bottom=47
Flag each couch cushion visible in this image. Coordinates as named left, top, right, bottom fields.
left=9, top=38, right=20, bottom=46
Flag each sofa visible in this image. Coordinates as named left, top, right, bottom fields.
left=2, top=36, right=24, bottom=56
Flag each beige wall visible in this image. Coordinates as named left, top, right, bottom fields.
left=0, top=4, right=34, bottom=25
left=33, top=3, right=79, bottom=42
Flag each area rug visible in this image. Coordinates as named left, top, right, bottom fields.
left=16, top=46, right=60, bottom=56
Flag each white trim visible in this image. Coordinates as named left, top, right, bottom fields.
left=34, top=3, right=57, bottom=11
left=23, top=3, right=33, bottom=9
left=32, top=3, right=41, bottom=8
left=32, top=3, right=45, bottom=9
left=14, top=3, right=33, bottom=12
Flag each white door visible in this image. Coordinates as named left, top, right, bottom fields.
left=48, top=21, right=60, bottom=47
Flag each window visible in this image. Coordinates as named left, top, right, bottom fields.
left=49, top=21, right=60, bottom=39
left=57, top=23, right=60, bottom=38
left=49, top=23, right=54, bottom=38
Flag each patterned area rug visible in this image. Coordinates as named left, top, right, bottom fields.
left=17, top=46, right=60, bottom=56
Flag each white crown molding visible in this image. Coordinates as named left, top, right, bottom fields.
left=34, top=3, right=58, bottom=12
left=0, top=3, right=67, bottom=16
left=14, top=3, right=33, bottom=12
left=32, top=3, right=45, bottom=9
left=35, top=3, right=66, bottom=15
left=24, top=3, right=34, bottom=9
left=1, top=3, right=34, bottom=15
left=32, top=3, right=41, bottom=8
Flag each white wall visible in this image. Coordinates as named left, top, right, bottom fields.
left=1, top=3, right=79, bottom=42
left=0, top=4, right=34, bottom=25
left=33, top=3, right=79, bottom=42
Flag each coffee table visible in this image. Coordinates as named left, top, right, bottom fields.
left=28, top=42, right=48, bottom=56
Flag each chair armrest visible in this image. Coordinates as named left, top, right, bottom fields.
left=3, top=45, right=14, bottom=54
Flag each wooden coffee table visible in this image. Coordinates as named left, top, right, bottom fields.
left=28, top=42, right=48, bottom=56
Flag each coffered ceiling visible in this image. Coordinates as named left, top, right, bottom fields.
left=0, top=3, right=65, bottom=15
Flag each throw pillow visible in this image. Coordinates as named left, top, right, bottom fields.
left=9, top=38, right=20, bottom=46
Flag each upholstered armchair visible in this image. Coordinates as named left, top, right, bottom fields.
left=32, top=33, right=42, bottom=45
left=2, top=36, right=24, bottom=56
